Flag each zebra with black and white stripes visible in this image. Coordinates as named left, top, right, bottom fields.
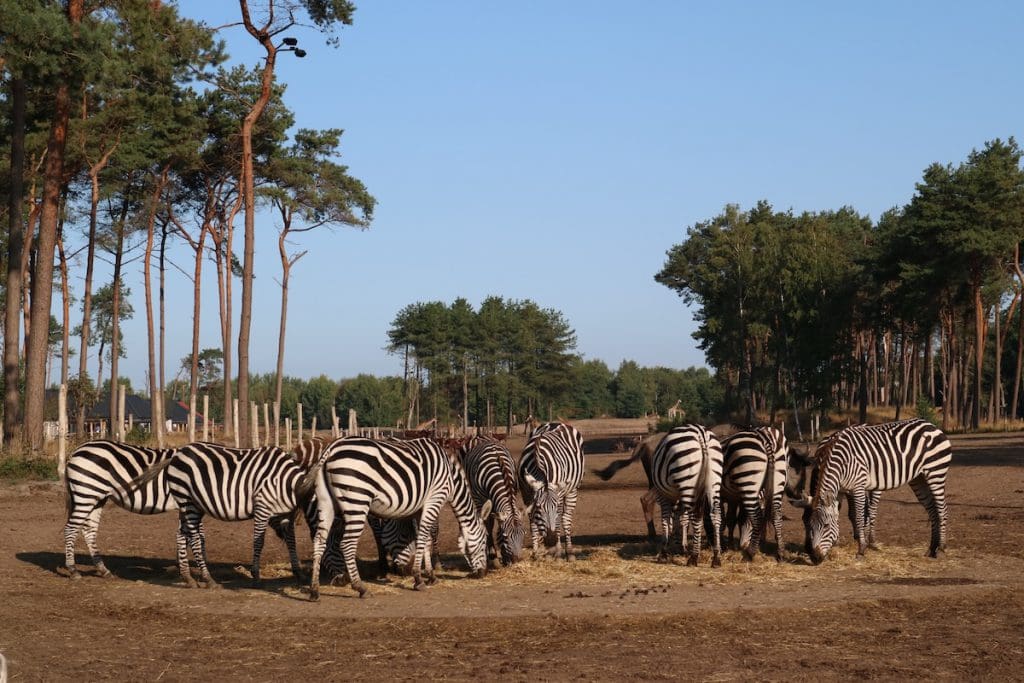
left=518, top=422, right=585, bottom=560
left=131, top=442, right=316, bottom=588
left=801, top=419, right=951, bottom=563
left=461, top=437, right=526, bottom=566
left=650, top=424, right=724, bottom=567
left=720, top=426, right=787, bottom=561
left=62, top=440, right=178, bottom=579
left=308, top=437, right=489, bottom=600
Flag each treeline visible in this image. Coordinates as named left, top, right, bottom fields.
left=1, top=1, right=370, bottom=450
left=657, top=138, right=1024, bottom=431
left=163, top=344, right=721, bottom=430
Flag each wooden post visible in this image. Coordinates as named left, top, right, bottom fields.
left=189, top=394, right=197, bottom=442
left=203, top=394, right=210, bottom=442
left=263, top=403, right=271, bottom=448
left=331, top=406, right=338, bottom=438
left=251, top=401, right=259, bottom=447
left=273, top=402, right=280, bottom=447
left=297, top=404, right=303, bottom=442
left=128, top=412, right=133, bottom=434
left=311, top=416, right=318, bottom=439
left=58, top=384, right=68, bottom=481
left=285, top=417, right=292, bottom=449
left=348, top=409, right=357, bottom=435
left=233, top=398, right=240, bottom=448
left=118, top=384, right=127, bottom=442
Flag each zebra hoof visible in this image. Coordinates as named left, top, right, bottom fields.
left=355, top=584, right=370, bottom=598
left=425, top=574, right=438, bottom=586
left=686, top=555, right=699, bottom=567
left=68, top=569, right=82, bottom=581
left=308, top=590, right=320, bottom=602
left=741, top=547, right=756, bottom=562
left=203, top=580, right=222, bottom=590
left=566, top=553, right=577, bottom=562
left=181, top=578, right=199, bottom=589
left=711, top=556, right=722, bottom=568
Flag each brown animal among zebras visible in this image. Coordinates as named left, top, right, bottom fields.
left=594, top=433, right=664, bottom=541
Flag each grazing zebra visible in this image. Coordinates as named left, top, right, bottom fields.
left=798, top=419, right=951, bottom=563
left=650, top=424, right=724, bottom=567
left=309, top=437, right=489, bottom=600
left=291, top=437, right=427, bottom=582
left=131, top=442, right=316, bottom=588
left=720, top=426, right=787, bottom=561
left=61, top=440, right=178, bottom=579
left=518, top=422, right=585, bottom=561
left=461, top=437, right=526, bottom=566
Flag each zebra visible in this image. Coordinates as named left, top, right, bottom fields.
left=130, top=442, right=317, bottom=588
left=308, top=437, right=489, bottom=600
left=518, top=422, right=585, bottom=561
left=720, top=426, right=787, bottom=561
left=291, top=437, right=429, bottom=582
left=61, top=440, right=178, bottom=580
left=649, top=424, right=724, bottom=567
left=461, top=436, right=526, bottom=566
left=796, top=419, right=951, bottom=563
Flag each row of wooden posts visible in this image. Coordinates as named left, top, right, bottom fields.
left=54, top=383, right=386, bottom=480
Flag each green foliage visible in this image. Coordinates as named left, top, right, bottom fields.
left=299, top=375, right=338, bottom=428
left=915, top=395, right=939, bottom=426
left=336, top=375, right=404, bottom=428
left=0, top=457, right=58, bottom=482
left=124, top=426, right=150, bottom=445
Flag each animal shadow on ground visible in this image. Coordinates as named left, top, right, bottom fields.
left=18, top=550, right=309, bottom=591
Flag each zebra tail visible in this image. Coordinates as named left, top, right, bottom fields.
left=123, top=457, right=174, bottom=492
left=295, top=460, right=322, bottom=508
left=594, top=441, right=644, bottom=481
left=698, top=430, right=714, bottom=506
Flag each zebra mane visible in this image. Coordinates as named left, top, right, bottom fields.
left=498, top=446, right=519, bottom=500
left=809, top=427, right=851, bottom=509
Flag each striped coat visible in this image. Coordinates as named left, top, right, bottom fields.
left=62, top=440, right=178, bottom=579
left=518, top=422, right=585, bottom=560
left=650, top=424, right=724, bottom=567
left=805, top=419, right=951, bottom=563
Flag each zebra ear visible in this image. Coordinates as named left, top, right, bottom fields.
left=480, top=500, right=493, bottom=520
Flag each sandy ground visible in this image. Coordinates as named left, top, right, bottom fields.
left=1, top=430, right=1023, bottom=680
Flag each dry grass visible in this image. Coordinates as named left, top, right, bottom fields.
left=261, top=540, right=969, bottom=597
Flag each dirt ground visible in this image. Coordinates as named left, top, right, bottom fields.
left=2, top=430, right=1024, bottom=680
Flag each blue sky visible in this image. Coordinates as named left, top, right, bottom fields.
left=94, top=1, right=1024, bottom=389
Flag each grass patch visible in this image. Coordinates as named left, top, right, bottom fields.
left=0, top=455, right=59, bottom=482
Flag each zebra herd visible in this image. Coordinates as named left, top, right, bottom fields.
left=597, top=417, right=951, bottom=565
left=59, top=418, right=951, bottom=599
left=60, top=421, right=584, bottom=599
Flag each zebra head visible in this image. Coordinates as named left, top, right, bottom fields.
left=497, top=506, right=526, bottom=565
left=528, top=485, right=560, bottom=548
left=458, top=499, right=491, bottom=578
left=808, top=498, right=840, bottom=564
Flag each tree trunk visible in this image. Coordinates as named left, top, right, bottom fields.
left=4, top=76, right=26, bottom=445
left=57, top=223, right=71, bottom=385
left=143, top=169, right=168, bottom=445
left=159, top=213, right=169, bottom=445
left=108, top=197, right=129, bottom=432
left=24, top=2, right=80, bottom=449
left=973, top=285, right=984, bottom=429
left=237, top=3, right=279, bottom=447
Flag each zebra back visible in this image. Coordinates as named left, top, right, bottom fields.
left=169, top=443, right=306, bottom=521
left=650, top=424, right=724, bottom=504
left=519, top=422, right=584, bottom=491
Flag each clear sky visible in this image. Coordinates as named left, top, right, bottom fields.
left=89, top=1, right=1024, bottom=390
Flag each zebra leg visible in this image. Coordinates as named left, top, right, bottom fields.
left=657, top=497, right=675, bottom=562
left=850, top=491, right=868, bottom=557
left=910, top=474, right=947, bottom=558
left=687, top=502, right=703, bottom=566
left=708, top=491, right=723, bottom=568
left=562, top=489, right=579, bottom=561
left=250, top=504, right=273, bottom=586
left=641, top=489, right=658, bottom=542
left=770, top=494, right=785, bottom=562
left=338, top=507, right=371, bottom=598
left=81, top=507, right=114, bottom=578
left=185, top=509, right=217, bottom=588
left=485, top=515, right=499, bottom=569
left=740, top=498, right=762, bottom=561
left=309, top=505, right=335, bottom=602
left=176, top=511, right=198, bottom=588
left=413, top=495, right=446, bottom=590
left=63, top=498, right=101, bottom=580
left=865, top=491, right=882, bottom=550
